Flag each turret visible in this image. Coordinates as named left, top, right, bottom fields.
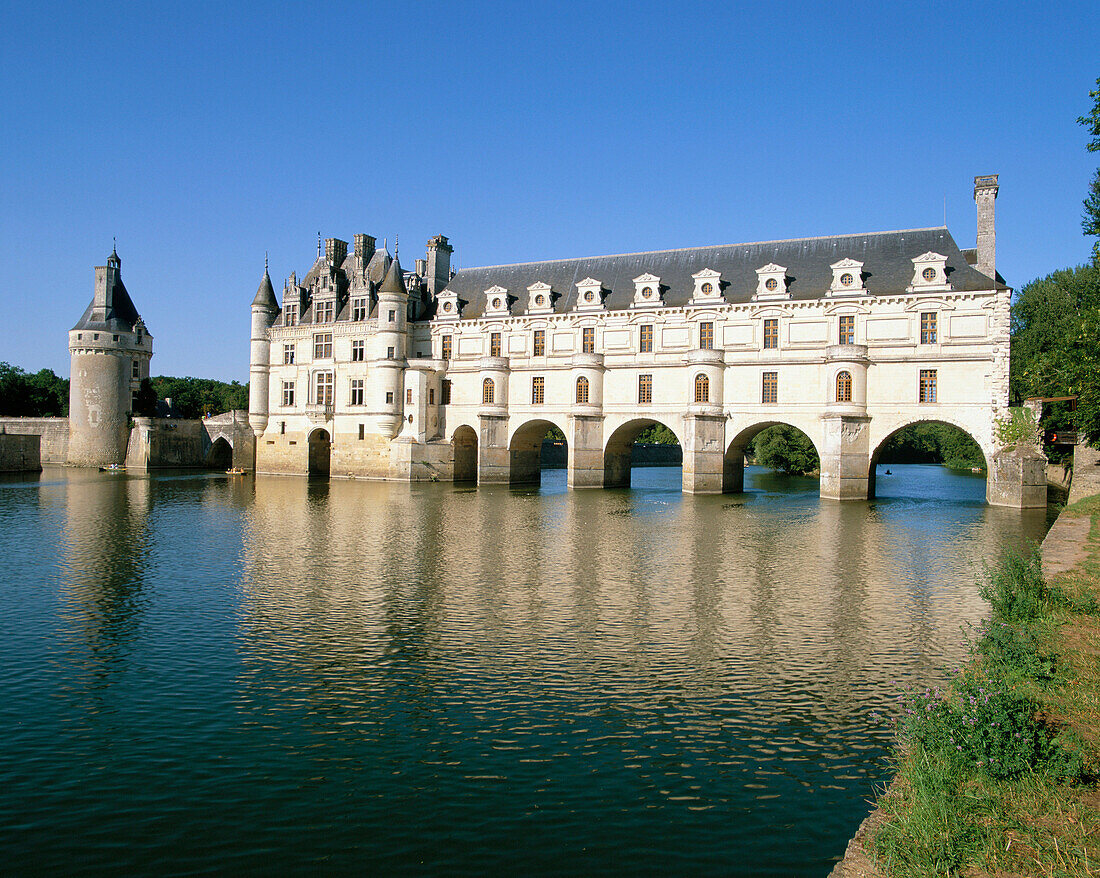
left=372, top=255, right=408, bottom=437
left=67, top=248, right=153, bottom=466
left=248, top=258, right=280, bottom=438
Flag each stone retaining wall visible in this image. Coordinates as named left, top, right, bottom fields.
left=0, top=417, right=69, bottom=463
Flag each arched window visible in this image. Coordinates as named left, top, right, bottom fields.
left=576, top=376, right=590, bottom=404
left=694, top=373, right=709, bottom=404
left=482, top=378, right=495, bottom=404
left=836, top=370, right=852, bottom=403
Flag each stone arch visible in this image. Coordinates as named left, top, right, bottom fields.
left=867, top=417, right=990, bottom=499
left=508, top=417, right=568, bottom=486
left=452, top=424, right=478, bottom=483
left=723, top=419, right=824, bottom=493
left=307, top=428, right=331, bottom=477
left=603, top=417, right=684, bottom=489
left=204, top=436, right=233, bottom=470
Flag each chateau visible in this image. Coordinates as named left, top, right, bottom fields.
left=247, top=175, right=1045, bottom=507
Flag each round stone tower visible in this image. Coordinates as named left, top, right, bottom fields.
left=248, top=259, right=280, bottom=440
left=67, top=249, right=153, bottom=467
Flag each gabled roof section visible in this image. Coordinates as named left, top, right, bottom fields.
left=441, top=227, right=1005, bottom=319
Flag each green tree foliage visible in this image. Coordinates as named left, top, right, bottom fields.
left=751, top=425, right=819, bottom=475
left=0, top=362, right=69, bottom=416
left=1079, top=76, right=1100, bottom=256
left=877, top=422, right=985, bottom=470
left=1010, top=262, right=1100, bottom=444
left=635, top=423, right=679, bottom=445
left=149, top=376, right=248, bottom=419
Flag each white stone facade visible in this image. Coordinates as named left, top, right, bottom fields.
left=250, top=175, right=1041, bottom=506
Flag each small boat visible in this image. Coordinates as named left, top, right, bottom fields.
left=99, top=464, right=125, bottom=472
left=226, top=467, right=247, bottom=475
left=884, top=469, right=892, bottom=475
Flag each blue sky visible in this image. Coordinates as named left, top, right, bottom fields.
left=1, top=0, right=1097, bottom=380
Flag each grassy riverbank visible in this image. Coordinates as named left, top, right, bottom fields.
left=859, top=494, right=1100, bottom=876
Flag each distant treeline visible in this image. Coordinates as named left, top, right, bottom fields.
left=0, top=363, right=248, bottom=421
left=0, top=363, right=69, bottom=417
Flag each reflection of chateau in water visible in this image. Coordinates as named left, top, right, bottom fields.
left=237, top=470, right=1048, bottom=702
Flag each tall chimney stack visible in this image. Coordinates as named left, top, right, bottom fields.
left=974, top=174, right=999, bottom=281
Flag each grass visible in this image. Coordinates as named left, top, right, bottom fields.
left=867, top=496, right=1100, bottom=877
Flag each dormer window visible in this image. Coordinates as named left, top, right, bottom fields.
left=315, top=300, right=334, bottom=323
left=575, top=278, right=605, bottom=311
left=484, top=285, right=511, bottom=317
left=435, top=290, right=462, bottom=321
left=828, top=258, right=867, bottom=296
left=527, top=281, right=555, bottom=315
left=908, top=252, right=951, bottom=292
left=632, top=273, right=662, bottom=308
left=283, top=303, right=298, bottom=326
left=690, top=268, right=723, bottom=304
left=754, top=264, right=790, bottom=300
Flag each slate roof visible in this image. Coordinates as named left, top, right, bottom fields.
left=252, top=268, right=279, bottom=311
left=441, top=227, right=1003, bottom=320
left=72, top=254, right=143, bottom=332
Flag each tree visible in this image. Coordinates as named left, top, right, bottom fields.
left=1079, top=76, right=1100, bottom=259
left=1010, top=262, right=1100, bottom=445
left=0, top=362, right=68, bottom=416
left=752, top=425, right=819, bottom=475
left=148, top=376, right=248, bottom=419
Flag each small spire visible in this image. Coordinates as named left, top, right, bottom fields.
left=395, top=234, right=399, bottom=259
left=317, top=232, right=321, bottom=258
left=264, top=251, right=269, bottom=274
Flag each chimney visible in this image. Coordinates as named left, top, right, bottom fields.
left=354, top=233, right=375, bottom=263
left=426, top=235, right=453, bottom=296
left=415, top=258, right=427, bottom=277
left=973, top=174, right=999, bottom=281
left=325, top=237, right=348, bottom=266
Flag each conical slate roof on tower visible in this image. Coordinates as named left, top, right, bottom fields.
left=71, top=248, right=143, bottom=332
left=252, top=263, right=279, bottom=311
left=379, top=255, right=407, bottom=295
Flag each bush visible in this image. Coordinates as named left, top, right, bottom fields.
left=978, top=547, right=1048, bottom=624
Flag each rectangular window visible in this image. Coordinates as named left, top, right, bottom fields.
left=350, top=379, right=364, bottom=405
left=762, top=371, right=778, bottom=404
left=314, top=372, right=333, bottom=406
left=315, top=300, right=334, bottom=323
left=385, top=391, right=394, bottom=404
left=428, top=388, right=435, bottom=404
left=387, top=346, right=395, bottom=359
left=920, top=312, right=937, bottom=344
left=763, top=318, right=778, bottom=349
left=699, top=322, right=714, bottom=350
left=838, top=315, right=855, bottom=345
left=358, top=423, right=365, bottom=440
left=920, top=369, right=937, bottom=403
left=639, top=324, right=653, bottom=353
left=441, top=335, right=452, bottom=360
left=582, top=327, right=595, bottom=353
left=490, top=332, right=501, bottom=358
left=352, top=297, right=367, bottom=321
left=283, top=343, right=295, bottom=365
left=351, top=339, right=365, bottom=362
left=406, top=388, right=413, bottom=405
left=313, top=333, right=332, bottom=359
left=532, top=376, right=545, bottom=405
left=283, top=303, right=298, bottom=326
left=282, top=381, right=295, bottom=406
left=533, top=329, right=545, bottom=357
left=638, top=373, right=652, bottom=405
left=388, top=309, right=396, bottom=322
left=441, top=380, right=452, bottom=405
left=132, top=359, right=140, bottom=380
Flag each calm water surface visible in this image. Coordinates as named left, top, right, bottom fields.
left=0, top=464, right=1052, bottom=876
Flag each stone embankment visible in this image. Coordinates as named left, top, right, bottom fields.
left=827, top=443, right=1100, bottom=878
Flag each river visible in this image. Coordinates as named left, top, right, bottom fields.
left=0, top=464, right=1052, bottom=876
